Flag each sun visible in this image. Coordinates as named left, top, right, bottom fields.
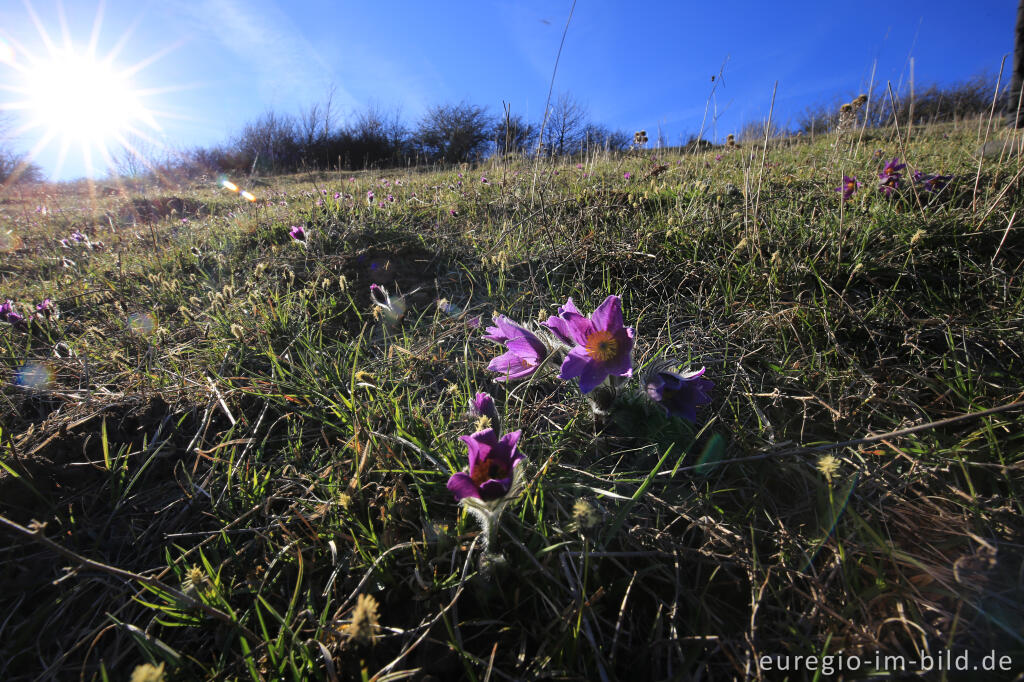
left=24, top=49, right=151, bottom=147
left=0, top=5, right=169, bottom=180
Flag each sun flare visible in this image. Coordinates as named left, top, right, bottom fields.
left=0, top=5, right=170, bottom=181
left=24, top=50, right=149, bottom=145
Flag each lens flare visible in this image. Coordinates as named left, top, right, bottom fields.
left=221, top=180, right=239, bottom=192
left=14, top=362, right=53, bottom=389
left=128, top=312, right=156, bottom=335
left=240, top=190, right=256, bottom=202
left=0, top=231, right=23, bottom=253
left=0, top=39, right=15, bottom=65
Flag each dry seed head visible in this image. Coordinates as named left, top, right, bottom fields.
left=255, top=262, right=267, bottom=277
left=572, top=499, right=599, bottom=530
left=816, top=454, right=840, bottom=482
left=337, top=491, right=352, bottom=509
left=770, top=250, right=782, bottom=267
left=348, top=593, right=380, bottom=645
left=182, top=565, right=211, bottom=595
left=911, top=229, right=926, bottom=245
left=230, top=324, right=245, bottom=341
left=338, top=275, right=348, bottom=291
left=130, top=662, right=166, bottom=682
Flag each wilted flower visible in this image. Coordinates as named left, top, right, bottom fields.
left=288, top=225, right=306, bottom=241
left=544, top=295, right=634, bottom=394
left=643, top=362, right=713, bottom=422
left=447, top=428, right=524, bottom=503
left=369, top=283, right=407, bottom=325
left=484, top=316, right=549, bottom=382
left=836, top=175, right=861, bottom=201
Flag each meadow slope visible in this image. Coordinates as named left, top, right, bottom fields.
left=1, top=121, right=1023, bottom=680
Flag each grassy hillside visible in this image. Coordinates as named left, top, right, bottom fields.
left=2, top=120, right=1023, bottom=680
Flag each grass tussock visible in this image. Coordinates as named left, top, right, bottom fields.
left=1, top=119, right=1023, bottom=681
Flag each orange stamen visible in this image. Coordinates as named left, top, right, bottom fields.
left=585, top=330, right=619, bottom=363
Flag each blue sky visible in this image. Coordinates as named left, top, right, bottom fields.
left=0, top=0, right=1015, bottom=180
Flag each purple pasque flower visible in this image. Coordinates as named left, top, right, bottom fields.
left=880, top=157, right=905, bottom=178
left=289, top=225, right=306, bottom=241
left=0, top=299, right=24, bottom=325
left=914, top=172, right=953, bottom=193
left=542, top=298, right=585, bottom=345
left=878, top=175, right=900, bottom=196
left=447, top=428, right=524, bottom=502
left=485, top=316, right=548, bottom=382
left=878, top=157, right=905, bottom=195
left=644, top=364, right=713, bottom=422
left=35, top=298, right=54, bottom=318
left=836, top=175, right=861, bottom=201
left=470, top=391, right=498, bottom=423
left=544, top=295, right=634, bottom=394
left=623, top=171, right=632, bottom=180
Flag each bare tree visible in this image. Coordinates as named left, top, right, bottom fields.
left=542, top=92, right=588, bottom=157
left=232, top=110, right=299, bottom=173
left=414, top=101, right=493, bottom=163
left=298, top=84, right=340, bottom=161
left=495, top=111, right=537, bottom=156
left=0, top=113, right=43, bottom=184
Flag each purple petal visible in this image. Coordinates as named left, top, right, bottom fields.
left=604, top=326, right=635, bottom=377
left=559, top=298, right=582, bottom=317
left=576, top=360, right=611, bottom=394
left=487, top=350, right=539, bottom=381
left=590, top=295, right=624, bottom=333
left=478, top=477, right=512, bottom=501
left=460, top=428, right=498, bottom=472
left=482, top=324, right=507, bottom=342
left=506, top=335, right=542, bottom=361
left=447, top=472, right=481, bottom=501
left=543, top=314, right=575, bottom=344
left=501, top=430, right=524, bottom=468
left=558, top=346, right=593, bottom=382
left=471, top=392, right=497, bottom=420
